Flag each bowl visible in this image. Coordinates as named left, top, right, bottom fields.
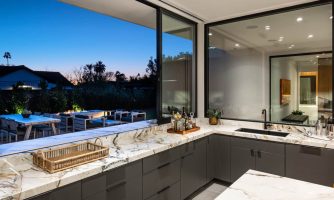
left=22, top=114, right=31, bottom=118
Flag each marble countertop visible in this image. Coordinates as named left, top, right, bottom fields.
left=215, top=170, right=334, bottom=200
left=1, top=119, right=334, bottom=199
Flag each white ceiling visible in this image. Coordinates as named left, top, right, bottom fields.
left=210, top=4, right=332, bottom=54
left=161, top=0, right=317, bottom=22
left=60, top=0, right=156, bottom=29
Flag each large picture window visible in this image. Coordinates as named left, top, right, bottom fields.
left=205, top=1, right=332, bottom=126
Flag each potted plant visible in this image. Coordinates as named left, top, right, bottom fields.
left=292, top=110, right=304, bottom=115
left=21, top=109, right=32, bottom=118
left=207, top=109, right=222, bottom=125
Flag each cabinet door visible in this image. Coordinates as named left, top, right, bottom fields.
left=230, top=137, right=256, bottom=182
left=180, top=138, right=207, bottom=199
left=255, top=141, right=285, bottom=176
left=214, top=135, right=231, bottom=182
left=286, top=144, right=334, bottom=187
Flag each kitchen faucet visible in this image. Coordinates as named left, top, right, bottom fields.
left=262, top=109, right=272, bottom=130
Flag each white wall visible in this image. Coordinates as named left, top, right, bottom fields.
left=270, top=58, right=298, bottom=122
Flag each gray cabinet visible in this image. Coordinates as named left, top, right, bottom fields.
left=207, top=135, right=231, bottom=182
left=180, top=138, right=207, bottom=199
left=81, top=160, right=142, bottom=200
left=230, top=137, right=285, bottom=182
left=143, top=147, right=181, bottom=200
left=286, top=144, right=334, bottom=187
left=106, top=160, right=143, bottom=200
left=145, top=181, right=181, bottom=200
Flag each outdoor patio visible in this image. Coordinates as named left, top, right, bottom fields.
left=0, top=109, right=147, bottom=143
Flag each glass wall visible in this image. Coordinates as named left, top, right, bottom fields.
left=161, top=12, right=196, bottom=117
left=0, top=0, right=157, bottom=144
left=206, top=2, right=332, bottom=125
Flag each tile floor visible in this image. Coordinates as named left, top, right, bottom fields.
left=192, top=183, right=228, bottom=200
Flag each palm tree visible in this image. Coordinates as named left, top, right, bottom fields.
left=3, top=52, right=11, bottom=66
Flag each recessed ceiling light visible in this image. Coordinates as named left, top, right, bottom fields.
left=209, top=46, right=216, bottom=49
left=208, top=32, right=213, bottom=36
left=307, top=34, right=314, bottom=39
left=296, top=17, right=303, bottom=22
left=278, top=36, right=284, bottom=42
left=235, top=43, right=240, bottom=47
left=330, top=16, right=333, bottom=20
left=316, top=55, right=320, bottom=58
left=265, top=25, right=271, bottom=30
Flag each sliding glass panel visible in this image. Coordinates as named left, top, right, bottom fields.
left=161, top=12, right=196, bottom=117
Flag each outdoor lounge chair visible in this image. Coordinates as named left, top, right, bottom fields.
left=122, top=111, right=146, bottom=123
left=73, top=115, right=101, bottom=131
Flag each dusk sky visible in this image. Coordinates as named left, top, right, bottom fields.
left=0, top=0, right=192, bottom=77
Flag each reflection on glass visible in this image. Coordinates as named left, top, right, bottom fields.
left=161, top=13, right=195, bottom=116
left=300, top=76, right=316, bottom=105
left=207, top=3, right=332, bottom=125
left=271, top=54, right=332, bottom=125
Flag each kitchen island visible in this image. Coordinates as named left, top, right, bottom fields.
left=215, top=170, right=334, bottom=200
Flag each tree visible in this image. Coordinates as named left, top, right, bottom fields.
left=93, top=61, right=106, bottom=82
left=146, top=57, right=158, bottom=80
left=3, top=52, right=11, bottom=66
left=115, top=71, right=126, bottom=82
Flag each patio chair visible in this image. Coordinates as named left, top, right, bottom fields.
left=3, top=119, right=25, bottom=142
left=73, top=115, right=101, bottom=131
left=53, top=114, right=74, bottom=133
left=122, top=111, right=147, bottom=123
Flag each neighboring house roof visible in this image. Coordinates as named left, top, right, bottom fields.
left=34, top=71, right=73, bottom=87
left=0, top=65, right=73, bottom=87
left=0, top=65, right=35, bottom=77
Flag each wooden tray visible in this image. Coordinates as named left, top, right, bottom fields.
left=33, top=138, right=109, bottom=173
left=167, top=127, right=200, bottom=135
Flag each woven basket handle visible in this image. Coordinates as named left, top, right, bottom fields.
left=94, top=137, right=103, bottom=146
left=36, top=150, right=45, bottom=168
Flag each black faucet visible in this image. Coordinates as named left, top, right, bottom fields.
left=262, top=109, right=272, bottom=130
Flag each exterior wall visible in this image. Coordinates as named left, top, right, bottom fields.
left=0, top=69, right=43, bottom=90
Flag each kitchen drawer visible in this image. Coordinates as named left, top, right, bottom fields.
left=143, top=159, right=181, bottom=199
left=82, top=173, right=106, bottom=199
left=106, top=160, right=143, bottom=200
left=51, top=182, right=81, bottom=200
left=145, top=181, right=181, bottom=200
left=180, top=141, right=195, bottom=157
left=256, top=140, right=285, bottom=155
left=143, top=147, right=180, bottom=173
left=107, top=160, right=142, bottom=186
left=231, top=137, right=258, bottom=150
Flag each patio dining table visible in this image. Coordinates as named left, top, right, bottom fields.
left=0, top=114, right=61, bottom=140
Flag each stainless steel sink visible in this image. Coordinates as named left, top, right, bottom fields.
left=235, top=128, right=289, bottom=137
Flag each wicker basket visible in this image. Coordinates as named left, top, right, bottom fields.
left=33, top=138, right=109, bottom=173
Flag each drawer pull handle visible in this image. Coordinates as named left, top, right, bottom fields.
left=157, top=186, right=170, bottom=194
left=106, top=180, right=126, bottom=192
left=250, top=149, right=255, bottom=157
left=158, top=162, right=171, bottom=169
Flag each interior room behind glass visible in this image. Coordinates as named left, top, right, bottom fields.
left=207, top=2, right=332, bottom=125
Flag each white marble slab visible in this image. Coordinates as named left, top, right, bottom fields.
left=1, top=119, right=334, bottom=199
left=215, top=170, right=334, bottom=200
